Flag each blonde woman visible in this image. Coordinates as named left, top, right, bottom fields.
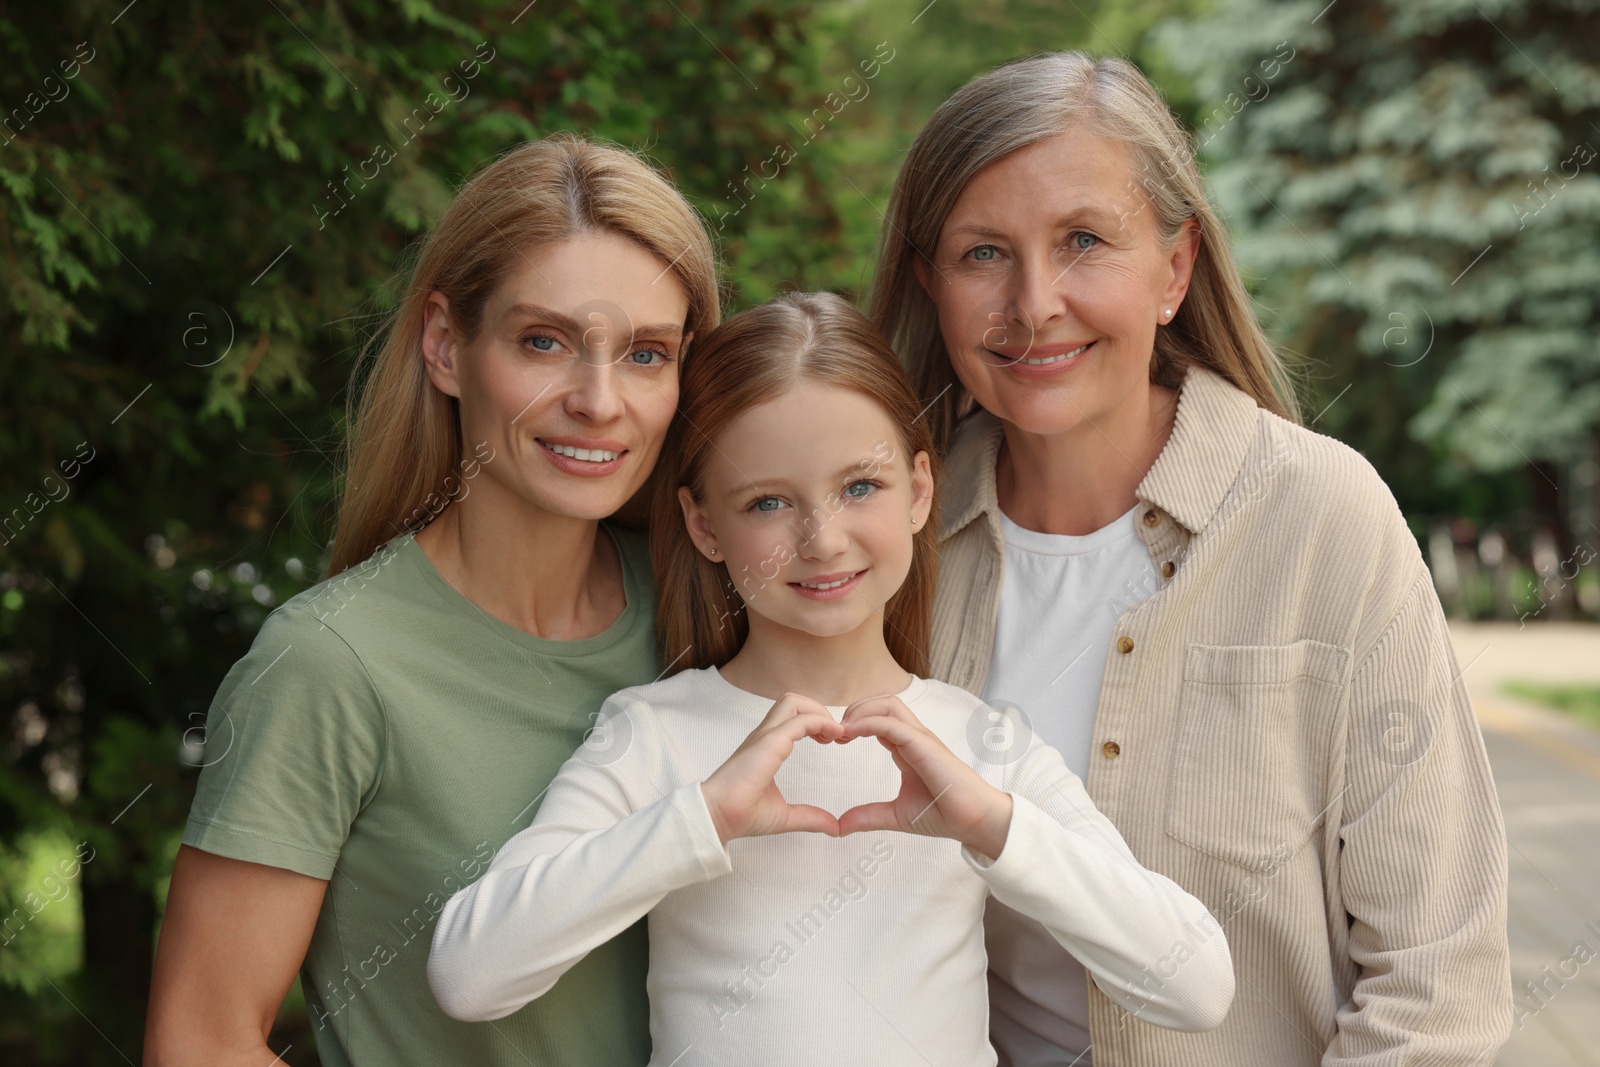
left=145, top=134, right=719, bottom=1067
left=872, top=53, right=1511, bottom=1066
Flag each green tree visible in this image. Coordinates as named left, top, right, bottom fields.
left=1161, top=0, right=1600, bottom=560
left=808, top=0, right=1202, bottom=289
left=0, top=2, right=861, bottom=1062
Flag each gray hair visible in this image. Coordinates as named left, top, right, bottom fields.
left=869, top=51, right=1300, bottom=454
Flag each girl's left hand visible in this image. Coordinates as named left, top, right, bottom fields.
left=836, top=695, right=1014, bottom=862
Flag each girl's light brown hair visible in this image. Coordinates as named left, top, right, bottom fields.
left=652, top=291, right=943, bottom=678
left=870, top=51, right=1301, bottom=455
left=328, top=132, right=721, bottom=576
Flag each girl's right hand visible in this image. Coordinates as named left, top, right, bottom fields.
left=700, top=694, right=846, bottom=844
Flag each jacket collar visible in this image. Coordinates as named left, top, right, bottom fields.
left=936, top=364, right=1261, bottom=542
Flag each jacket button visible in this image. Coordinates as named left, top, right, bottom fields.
left=1161, top=561, right=1176, bottom=579
left=1102, top=740, right=1121, bottom=758
left=1116, top=635, right=1134, bottom=654
left=1142, top=509, right=1160, bottom=527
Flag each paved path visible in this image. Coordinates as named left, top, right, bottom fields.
left=1448, top=622, right=1600, bottom=1066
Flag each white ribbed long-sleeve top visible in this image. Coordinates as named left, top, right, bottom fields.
left=428, top=665, right=1233, bottom=1066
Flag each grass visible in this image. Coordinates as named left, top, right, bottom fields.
left=1502, top=681, right=1600, bottom=728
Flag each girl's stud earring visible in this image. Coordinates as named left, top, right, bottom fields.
left=709, top=547, right=717, bottom=556
left=911, top=517, right=918, bottom=525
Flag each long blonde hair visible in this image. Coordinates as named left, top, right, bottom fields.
left=652, top=292, right=943, bottom=677
left=328, top=133, right=721, bottom=576
left=870, top=51, right=1301, bottom=455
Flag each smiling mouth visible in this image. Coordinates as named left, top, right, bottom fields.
left=539, top=440, right=623, bottom=463
left=988, top=340, right=1095, bottom=365
left=792, top=572, right=862, bottom=591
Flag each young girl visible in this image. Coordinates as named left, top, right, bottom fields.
left=427, top=292, right=1234, bottom=1064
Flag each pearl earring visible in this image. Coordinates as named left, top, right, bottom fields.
left=1163, top=308, right=1172, bottom=321
left=709, top=547, right=717, bottom=556
left=911, top=517, right=918, bottom=525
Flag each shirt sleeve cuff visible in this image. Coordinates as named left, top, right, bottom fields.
left=960, top=790, right=1038, bottom=878
left=181, top=818, right=342, bottom=881
left=671, top=780, right=734, bottom=880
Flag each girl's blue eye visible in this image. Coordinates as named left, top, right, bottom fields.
left=752, top=497, right=783, bottom=513
left=844, top=480, right=877, bottom=499
left=1069, top=232, right=1100, bottom=251
left=970, top=245, right=998, bottom=262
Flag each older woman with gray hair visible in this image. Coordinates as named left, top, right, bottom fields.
left=873, top=51, right=1511, bottom=1067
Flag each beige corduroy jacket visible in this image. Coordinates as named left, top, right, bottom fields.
left=929, top=364, right=1511, bottom=1067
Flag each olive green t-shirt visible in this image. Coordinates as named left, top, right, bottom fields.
left=182, top=522, right=656, bottom=1067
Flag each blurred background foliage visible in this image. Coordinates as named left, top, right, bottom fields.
left=0, top=0, right=1594, bottom=1062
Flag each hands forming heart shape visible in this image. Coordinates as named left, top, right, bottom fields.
left=700, top=692, right=1014, bottom=863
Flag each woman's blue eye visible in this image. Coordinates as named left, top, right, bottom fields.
left=1069, top=232, right=1100, bottom=251
left=970, top=245, right=998, bottom=262
left=525, top=334, right=558, bottom=351
left=629, top=348, right=667, bottom=366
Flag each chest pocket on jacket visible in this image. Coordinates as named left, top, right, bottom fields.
left=1164, top=640, right=1349, bottom=871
